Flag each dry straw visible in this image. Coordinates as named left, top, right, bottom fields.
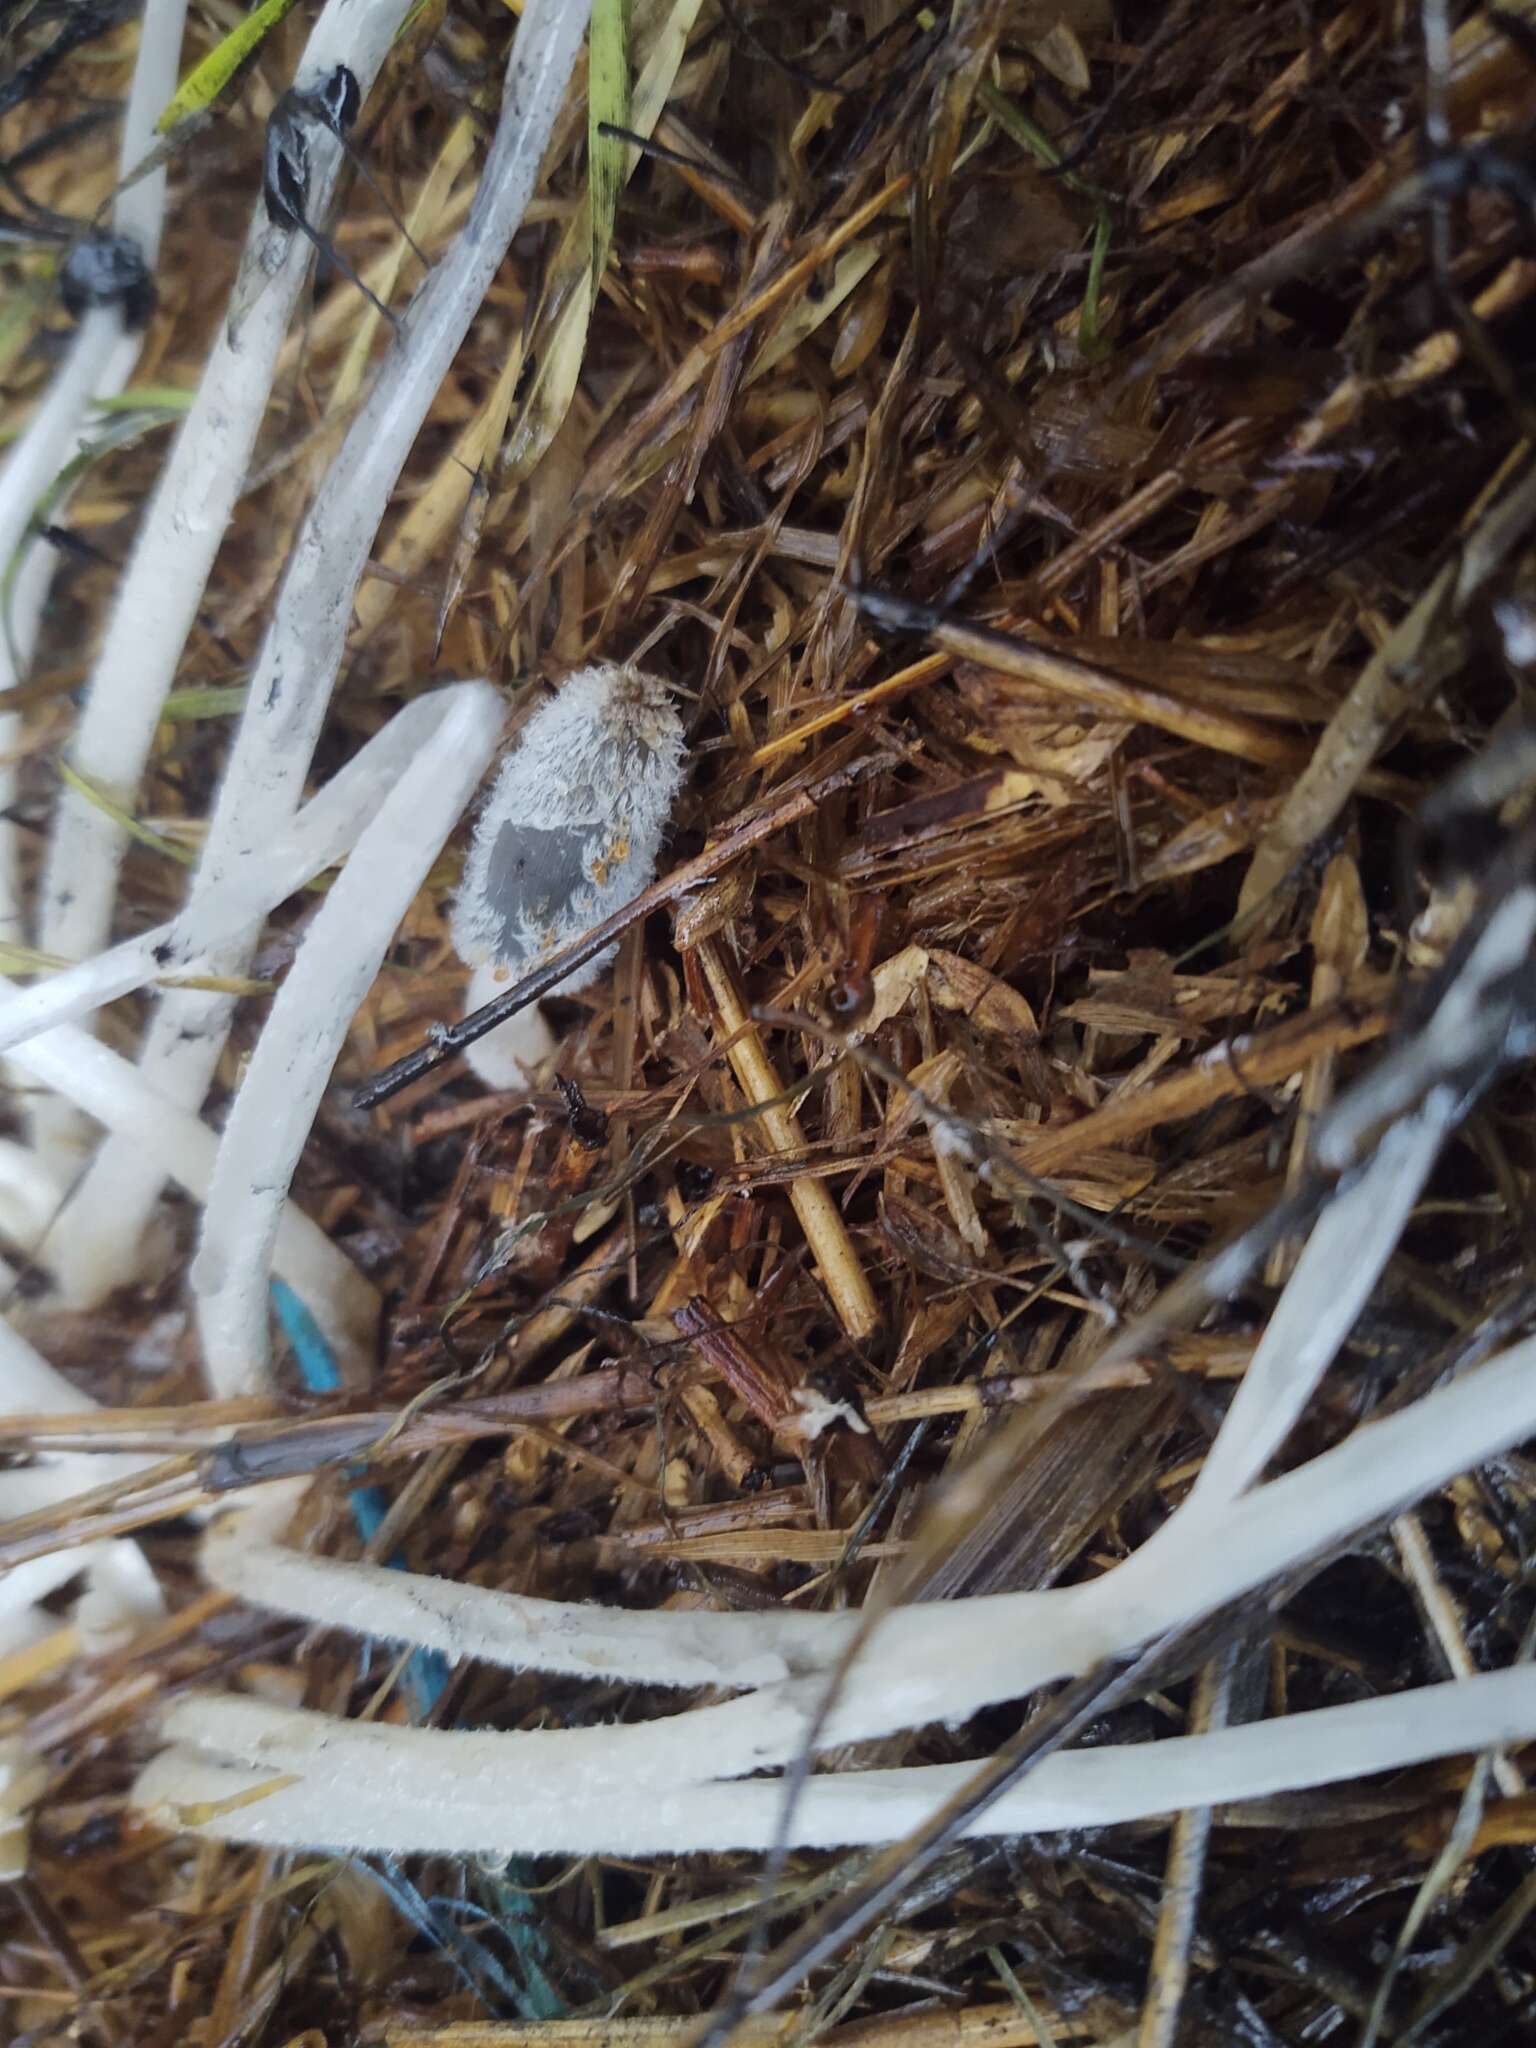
left=7, top=0, right=1536, bottom=2043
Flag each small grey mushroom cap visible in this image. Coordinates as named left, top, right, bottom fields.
left=452, top=663, right=687, bottom=983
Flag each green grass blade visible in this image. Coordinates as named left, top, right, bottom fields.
left=156, top=0, right=304, bottom=133
left=56, top=760, right=196, bottom=867
left=589, top=0, right=631, bottom=288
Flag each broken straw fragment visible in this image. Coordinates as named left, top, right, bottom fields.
left=450, top=663, right=687, bottom=1086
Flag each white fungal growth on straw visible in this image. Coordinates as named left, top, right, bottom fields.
left=8, top=0, right=1529, bottom=1898
left=450, top=664, right=687, bottom=1086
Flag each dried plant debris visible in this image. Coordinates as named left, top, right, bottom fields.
left=12, top=0, right=1536, bottom=2043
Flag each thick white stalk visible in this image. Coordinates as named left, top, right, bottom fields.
left=0, top=1550, right=110, bottom=1653
left=169, top=1329, right=1536, bottom=1795
left=32, top=0, right=417, bottom=988
left=0, top=1139, right=65, bottom=1258
left=0, top=1310, right=152, bottom=1642
left=0, top=1520, right=166, bottom=1656
left=1182, top=1108, right=1447, bottom=1515
left=6, top=1028, right=377, bottom=1375
left=201, top=1511, right=856, bottom=1690
left=0, top=1311, right=98, bottom=1417
left=1313, top=883, right=1536, bottom=1173
left=137, top=1666, right=1536, bottom=1856
left=51, top=0, right=593, bottom=1303
left=191, top=681, right=504, bottom=1390
left=3, top=346, right=127, bottom=936
left=818, top=1323, right=1536, bottom=1757
left=0, top=689, right=490, bottom=1054
left=0, top=0, right=188, bottom=939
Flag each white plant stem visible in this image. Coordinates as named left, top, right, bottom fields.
left=48, top=0, right=592, bottom=1304
left=0, top=1320, right=141, bottom=1607
left=201, top=1506, right=856, bottom=1690
left=6, top=1028, right=377, bottom=1374
left=1314, top=884, right=1536, bottom=1174
left=136, top=1665, right=1536, bottom=1856
left=0, top=1139, right=67, bottom=1261
left=0, top=1736, right=47, bottom=1877
left=460, top=961, right=557, bottom=1087
left=31, top=0, right=416, bottom=996
left=0, top=1543, right=150, bottom=1652
left=177, top=1110, right=1467, bottom=1710
left=0, top=0, right=188, bottom=941
left=0, top=688, right=496, bottom=1056
left=0, top=1309, right=98, bottom=1418
left=0, top=1464, right=164, bottom=1653
left=1181, top=1107, right=1448, bottom=1516
left=191, top=680, right=505, bottom=1391
left=165, top=1327, right=1536, bottom=1801
left=0, top=1311, right=153, bottom=1643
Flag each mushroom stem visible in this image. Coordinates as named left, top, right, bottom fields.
left=0, top=0, right=188, bottom=947
left=7, top=1028, right=377, bottom=1375
left=41, top=0, right=592, bottom=1305
left=191, top=681, right=505, bottom=1390
left=29, top=0, right=417, bottom=1031
left=0, top=689, right=508, bottom=1057
left=169, top=1326, right=1536, bottom=1798
left=135, top=1665, right=1536, bottom=1856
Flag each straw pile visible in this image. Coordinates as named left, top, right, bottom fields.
left=5, top=0, right=1536, bottom=2041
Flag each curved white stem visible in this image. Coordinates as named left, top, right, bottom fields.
left=0, top=1310, right=98, bottom=1417
left=170, top=1328, right=1536, bottom=1795
left=32, top=0, right=417, bottom=997
left=49, top=0, right=592, bottom=1304
left=1182, top=1107, right=1447, bottom=1515
left=135, top=1665, right=1536, bottom=1855
left=201, top=1510, right=856, bottom=1690
left=0, top=0, right=188, bottom=941
left=461, top=960, right=557, bottom=1087
left=191, top=681, right=505, bottom=1391
left=0, top=1311, right=153, bottom=1641
left=7, top=1029, right=377, bottom=1376
left=0, top=689, right=494, bottom=1055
